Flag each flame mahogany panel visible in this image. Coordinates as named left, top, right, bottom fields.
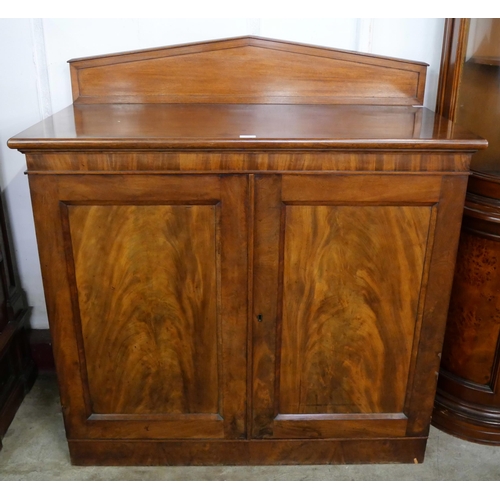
left=280, top=205, right=431, bottom=415
left=28, top=173, right=248, bottom=441
left=250, top=173, right=461, bottom=441
left=68, top=204, right=219, bottom=416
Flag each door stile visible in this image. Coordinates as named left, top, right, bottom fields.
left=402, top=202, right=439, bottom=421
left=252, top=175, right=283, bottom=437
left=247, top=174, right=255, bottom=439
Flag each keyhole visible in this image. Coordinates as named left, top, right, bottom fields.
left=257, top=314, right=263, bottom=322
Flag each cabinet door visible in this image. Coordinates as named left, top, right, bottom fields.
left=252, top=173, right=467, bottom=439
left=29, top=173, right=248, bottom=440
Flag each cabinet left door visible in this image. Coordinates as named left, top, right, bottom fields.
left=28, top=172, right=248, bottom=441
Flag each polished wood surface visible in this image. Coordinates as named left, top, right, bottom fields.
left=434, top=174, right=500, bottom=444
left=432, top=18, right=500, bottom=445
left=442, top=230, right=500, bottom=385
left=70, top=204, right=219, bottom=415
left=436, top=19, right=469, bottom=121
left=68, top=437, right=427, bottom=466
left=28, top=173, right=247, bottom=440
left=8, top=37, right=486, bottom=464
left=9, top=104, right=485, bottom=152
left=456, top=59, right=500, bottom=171
left=251, top=173, right=467, bottom=441
left=69, top=36, right=427, bottom=105
left=280, top=205, right=430, bottom=415
left=436, top=18, right=498, bottom=173
left=23, top=151, right=473, bottom=174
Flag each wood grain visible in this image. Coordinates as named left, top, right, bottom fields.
left=455, top=59, right=500, bottom=171
left=435, top=19, right=469, bottom=121
left=279, top=205, right=431, bottom=414
left=10, top=34, right=484, bottom=463
left=71, top=104, right=423, bottom=139
left=442, top=231, right=500, bottom=386
left=69, top=36, right=427, bottom=105
left=281, top=174, right=442, bottom=203
left=23, top=151, right=473, bottom=174
left=67, top=436, right=427, bottom=466
left=251, top=175, right=282, bottom=438
left=433, top=177, right=500, bottom=444
left=68, top=204, right=219, bottom=415
left=432, top=394, right=500, bottom=445
left=405, top=175, right=469, bottom=436
left=9, top=103, right=487, bottom=153
left=250, top=174, right=459, bottom=442
left=272, top=413, right=408, bottom=439
left=430, top=19, right=500, bottom=444
left=28, top=174, right=248, bottom=441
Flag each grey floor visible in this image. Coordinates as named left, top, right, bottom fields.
left=0, top=373, right=500, bottom=480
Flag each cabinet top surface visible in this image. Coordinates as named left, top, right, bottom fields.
left=8, top=104, right=487, bottom=152
left=7, top=37, right=488, bottom=154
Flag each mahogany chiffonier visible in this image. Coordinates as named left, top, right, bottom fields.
left=8, top=36, right=487, bottom=465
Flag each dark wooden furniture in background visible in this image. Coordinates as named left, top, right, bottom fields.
left=28, top=329, right=54, bottom=373
left=0, top=197, right=35, bottom=451
left=8, top=36, right=486, bottom=465
left=433, top=18, right=500, bottom=445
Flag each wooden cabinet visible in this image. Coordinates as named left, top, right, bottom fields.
left=0, top=197, right=35, bottom=451
left=251, top=173, right=461, bottom=441
left=433, top=19, right=500, bottom=444
left=8, top=36, right=487, bottom=465
left=28, top=173, right=248, bottom=442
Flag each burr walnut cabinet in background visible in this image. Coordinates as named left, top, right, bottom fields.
left=432, top=18, right=500, bottom=444
left=8, top=36, right=486, bottom=465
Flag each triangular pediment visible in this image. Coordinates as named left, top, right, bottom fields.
left=69, top=36, right=427, bottom=105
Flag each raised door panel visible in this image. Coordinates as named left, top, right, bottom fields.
left=69, top=204, right=219, bottom=416
left=28, top=173, right=248, bottom=440
left=252, top=173, right=462, bottom=439
left=280, top=204, right=429, bottom=416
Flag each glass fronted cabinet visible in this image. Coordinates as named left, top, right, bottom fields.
left=456, top=19, right=500, bottom=173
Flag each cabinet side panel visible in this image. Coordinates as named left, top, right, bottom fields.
left=279, top=205, right=431, bottom=414
left=68, top=204, right=219, bottom=415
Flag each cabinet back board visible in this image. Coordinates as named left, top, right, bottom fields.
left=69, top=36, right=427, bottom=105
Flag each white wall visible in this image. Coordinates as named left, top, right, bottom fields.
left=0, top=19, right=47, bottom=326
left=0, top=18, right=445, bottom=328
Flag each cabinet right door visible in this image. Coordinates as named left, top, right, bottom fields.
left=251, top=173, right=467, bottom=439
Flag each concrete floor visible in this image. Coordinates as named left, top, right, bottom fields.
left=0, top=373, right=499, bottom=480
